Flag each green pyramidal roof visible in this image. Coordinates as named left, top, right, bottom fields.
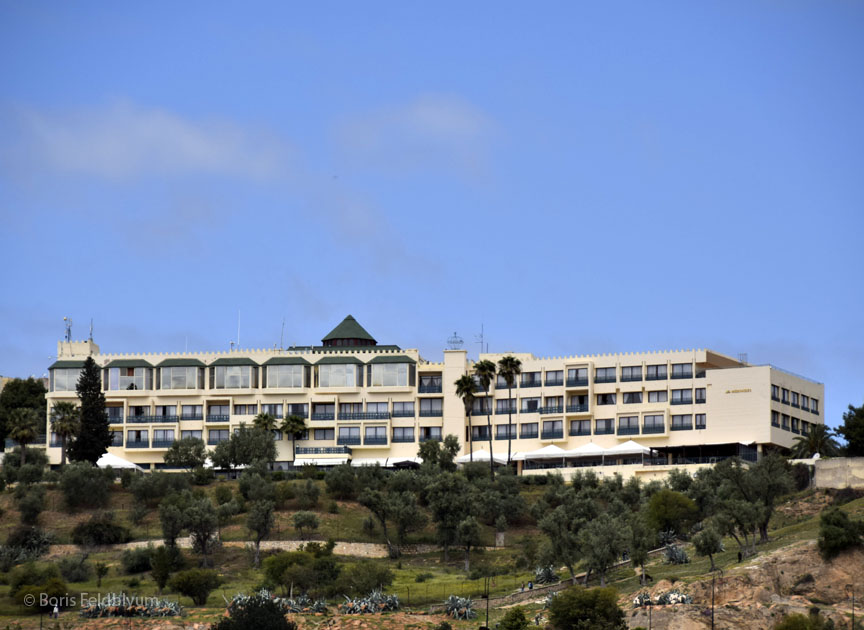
left=321, top=315, right=377, bottom=344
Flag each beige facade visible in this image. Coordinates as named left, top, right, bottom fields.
left=37, top=316, right=825, bottom=479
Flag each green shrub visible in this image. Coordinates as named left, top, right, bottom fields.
left=831, top=487, right=864, bottom=506
left=818, top=507, right=864, bottom=560
left=414, top=572, right=434, bottom=583
left=15, top=577, right=67, bottom=611
left=121, top=546, right=153, bottom=574
left=169, top=568, right=220, bottom=606
left=499, top=606, right=531, bottom=630
left=131, top=472, right=190, bottom=507
left=296, top=479, right=320, bottom=509
left=16, top=463, right=44, bottom=485
left=435, top=623, right=452, bottom=630
left=150, top=545, right=184, bottom=592
left=272, top=471, right=285, bottom=481
left=2, top=448, right=48, bottom=483
left=15, top=484, right=45, bottom=523
left=213, top=590, right=298, bottom=630
left=130, top=502, right=149, bottom=526
left=239, top=472, right=274, bottom=502
left=192, top=466, right=214, bottom=486
left=325, top=464, right=357, bottom=500
left=58, top=555, right=93, bottom=582
left=60, top=462, right=114, bottom=510
left=334, top=560, right=394, bottom=597
left=213, top=484, right=234, bottom=506
left=120, top=469, right=136, bottom=488
left=292, top=511, right=320, bottom=540
left=546, top=586, right=626, bottom=630
left=71, top=512, right=131, bottom=546
left=275, top=481, right=295, bottom=508
left=5, top=526, right=52, bottom=558
left=8, top=562, right=61, bottom=597
left=328, top=501, right=339, bottom=514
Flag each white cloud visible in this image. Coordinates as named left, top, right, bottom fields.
left=335, top=94, right=493, bottom=176
left=10, top=102, right=289, bottom=179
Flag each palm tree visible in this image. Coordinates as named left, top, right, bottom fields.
left=281, top=414, right=307, bottom=464
left=474, top=359, right=497, bottom=479
left=497, top=355, right=522, bottom=466
left=454, top=374, right=477, bottom=463
left=791, top=424, right=841, bottom=459
left=51, top=401, right=80, bottom=467
left=253, top=412, right=278, bottom=433
left=7, top=408, right=40, bottom=467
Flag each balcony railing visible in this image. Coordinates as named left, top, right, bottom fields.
left=127, top=415, right=154, bottom=424
left=540, top=430, right=564, bottom=440
left=391, top=436, right=415, bottom=443
left=771, top=395, right=781, bottom=402
left=105, top=413, right=124, bottom=423
left=671, top=424, right=693, bottom=431
left=420, top=410, right=443, bottom=417
left=569, top=427, right=591, bottom=436
left=539, top=406, right=564, bottom=415
left=126, top=441, right=150, bottom=448
left=671, top=372, right=693, bottom=380
left=646, top=374, right=667, bottom=381
left=670, top=399, right=693, bottom=406
left=520, top=431, right=538, bottom=439
left=791, top=403, right=800, bottom=409
left=621, top=375, right=643, bottom=382
left=337, top=436, right=361, bottom=446
left=617, top=426, right=639, bottom=436
left=6, top=435, right=48, bottom=448
left=595, top=425, right=614, bottom=435
left=296, top=446, right=350, bottom=455
left=520, top=407, right=538, bottom=414
left=340, top=412, right=391, bottom=420
left=471, top=435, right=491, bottom=442
left=286, top=411, right=309, bottom=419
left=520, top=380, right=542, bottom=388
left=207, top=438, right=229, bottom=445
left=364, top=437, right=388, bottom=445
left=206, top=415, right=230, bottom=422
left=566, top=378, right=589, bottom=387
left=695, top=398, right=706, bottom=405
left=642, top=425, right=665, bottom=434
left=311, top=413, right=335, bottom=421
left=392, top=410, right=415, bottom=418
left=419, top=435, right=442, bottom=443
left=153, top=415, right=179, bottom=422
left=566, top=404, right=589, bottom=413
left=151, top=440, right=175, bottom=448
left=594, top=375, right=616, bottom=384
left=494, top=434, right=516, bottom=440
left=181, top=414, right=204, bottom=421
left=544, top=378, right=564, bottom=387
left=495, top=407, right=517, bottom=415
left=419, top=384, right=442, bottom=393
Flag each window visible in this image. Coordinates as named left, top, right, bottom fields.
left=110, top=431, right=123, bottom=446
left=811, top=398, right=819, bottom=413
left=801, top=395, right=810, bottom=410
left=781, top=388, right=789, bottom=403
left=496, top=398, right=517, bottom=413
left=643, top=414, right=664, bottom=432
left=180, top=405, right=204, bottom=420
left=319, top=364, right=357, bottom=387
left=567, top=394, right=588, bottom=411
left=153, top=429, right=175, bottom=445
left=312, top=403, right=335, bottom=418
left=233, top=404, right=256, bottom=416
left=106, top=407, right=123, bottom=422
left=181, top=430, right=202, bottom=440
left=338, top=426, right=361, bottom=444
left=127, top=429, right=148, bottom=445
left=646, top=364, right=667, bottom=380
left=109, top=367, right=151, bottom=391
left=595, top=419, right=614, bottom=434
left=671, top=363, right=693, bottom=379
left=671, top=414, right=692, bottom=430
left=595, top=367, right=616, bottom=383
left=695, top=414, right=706, bottom=429
left=52, top=368, right=82, bottom=391
left=471, top=425, right=491, bottom=440
left=212, top=365, right=254, bottom=389
left=648, top=391, right=667, bottom=403
left=365, top=426, right=387, bottom=443
left=271, top=430, right=283, bottom=441
left=542, top=420, right=563, bottom=437
left=420, top=374, right=442, bottom=392
left=597, top=393, right=616, bottom=405
left=267, top=365, right=304, bottom=388
left=340, top=403, right=362, bottom=416
left=791, top=392, right=799, bottom=407
left=420, top=398, right=443, bottom=416
left=520, top=422, right=539, bottom=438
left=621, top=366, right=642, bottom=382
left=791, top=417, right=800, bottom=433
left=801, top=421, right=810, bottom=436
left=128, top=405, right=149, bottom=419
left=671, top=389, right=692, bottom=405
left=567, top=368, right=588, bottom=384
left=495, top=424, right=517, bottom=438
left=570, top=419, right=591, bottom=436
left=472, top=398, right=491, bottom=415
left=521, top=397, right=540, bottom=413
left=208, top=429, right=229, bottom=444
left=161, top=366, right=200, bottom=390
left=208, top=404, right=229, bottom=419
left=771, top=411, right=780, bottom=427
left=155, top=405, right=177, bottom=419
left=623, top=392, right=642, bottom=404
left=617, top=416, right=639, bottom=434
left=314, top=428, right=335, bottom=440
left=544, top=396, right=563, bottom=409
left=370, top=363, right=409, bottom=387
left=261, top=403, right=283, bottom=418
left=521, top=372, right=541, bottom=387
left=771, top=385, right=780, bottom=401
left=393, top=401, right=415, bottom=417
left=367, top=402, right=388, bottom=414
left=420, top=427, right=442, bottom=441
left=782, top=414, right=790, bottom=430
left=545, top=370, right=563, bottom=386
left=392, top=427, right=414, bottom=442
left=695, top=388, right=706, bottom=404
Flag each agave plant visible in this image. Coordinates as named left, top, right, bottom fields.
left=655, top=589, right=693, bottom=605
left=339, top=590, right=400, bottom=614
left=663, top=543, right=690, bottom=565
left=224, top=589, right=327, bottom=615
left=79, top=593, right=184, bottom=618
left=534, top=565, right=558, bottom=584
left=444, top=594, right=476, bottom=619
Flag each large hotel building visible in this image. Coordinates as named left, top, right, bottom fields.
left=39, top=316, right=824, bottom=479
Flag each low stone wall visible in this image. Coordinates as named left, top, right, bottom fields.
left=814, top=457, right=864, bottom=489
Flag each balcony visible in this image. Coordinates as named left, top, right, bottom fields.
left=566, top=404, right=589, bottom=413
left=6, top=435, right=47, bottom=449
left=494, top=433, right=516, bottom=441
left=286, top=411, right=309, bottom=419
left=311, top=413, right=335, bottom=421
left=671, top=372, right=693, bottom=380
left=364, top=437, right=388, bottom=446
left=127, top=415, right=154, bottom=424
left=181, top=415, right=204, bottom=421
left=594, top=375, right=616, bottom=384
left=126, top=441, right=150, bottom=448
left=105, top=412, right=124, bottom=423
left=566, top=378, right=589, bottom=387
left=569, top=427, right=591, bottom=436
left=391, top=435, right=415, bottom=443
left=471, top=434, right=491, bottom=442
left=420, top=410, right=443, bottom=417
left=617, top=426, right=639, bottom=436
left=495, top=407, right=517, bottom=415
left=337, top=436, right=361, bottom=446
left=520, top=380, right=542, bottom=388
left=151, top=440, right=175, bottom=448
left=392, top=410, right=415, bottom=418
left=544, top=378, right=563, bottom=387
left=296, top=446, right=351, bottom=455
left=671, top=424, right=693, bottom=431
left=207, top=438, right=229, bottom=446
left=540, top=430, right=564, bottom=440
left=419, top=434, right=442, bottom=443
left=206, top=415, right=230, bottom=423
left=340, top=412, right=391, bottom=420
left=520, top=407, right=539, bottom=415
left=153, top=415, right=179, bottom=423
left=419, top=384, right=442, bottom=394
left=519, top=431, right=538, bottom=439
left=595, top=425, right=614, bottom=435
left=646, top=374, right=667, bottom=381
left=621, top=375, right=643, bottom=383
left=539, top=406, right=564, bottom=415
left=642, top=425, right=665, bottom=434
left=670, top=399, right=693, bottom=406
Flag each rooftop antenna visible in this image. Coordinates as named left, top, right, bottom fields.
left=447, top=331, right=464, bottom=350
left=89, top=319, right=94, bottom=341
left=63, top=317, right=72, bottom=342
left=738, top=353, right=748, bottom=365
left=475, top=324, right=488, bottom=356
left=230, top=340, right=235, bottom=351
left=280, top=317, right=285, bottom=350
left=237, top=310, right=241, bottom=349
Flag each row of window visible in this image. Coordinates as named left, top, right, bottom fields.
left=486, top=364, right=699, bottom=390
left=771, top=386, right=819, bottom=413
left=473, top=388, right=705, bottom=414
left=771, top=412, right=814, bottom=435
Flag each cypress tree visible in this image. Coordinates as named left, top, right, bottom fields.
left=68, top=356, right=111, bottom=463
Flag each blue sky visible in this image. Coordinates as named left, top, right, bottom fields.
left=0, top=2, right=862, bottom=430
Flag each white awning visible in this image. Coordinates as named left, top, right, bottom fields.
left=97, top=452, right=146, bottom=472
left=522, top=444, right=569, bottom=460
left=389, top=456, right=423, bottom=465
left=294, top=457, right=349, bottom=466
left=350, top=458, right=389, bottom=467
left=604, top=440, right=652, bottom=456
left=564, top=443, right=607, bottom=457
left=455, top=449, right=508, bottom=464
